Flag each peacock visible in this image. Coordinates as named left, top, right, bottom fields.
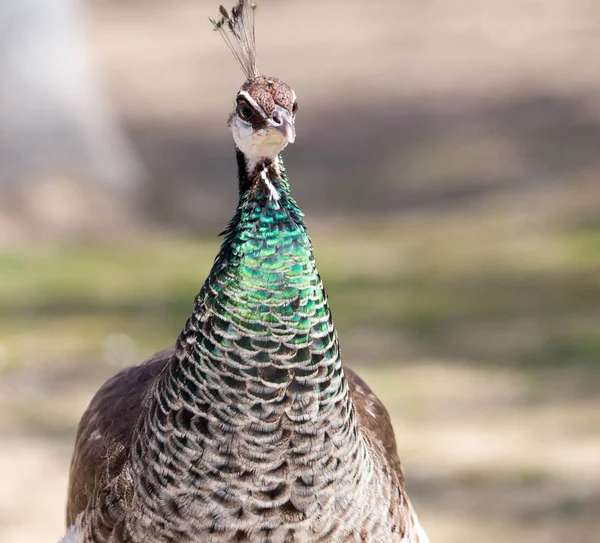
left=62, top=2, right=428, bottom=542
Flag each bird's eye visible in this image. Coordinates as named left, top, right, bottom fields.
left=292, top=101, right=299, bottom=115
left=237, top=100, right=254, bottom=121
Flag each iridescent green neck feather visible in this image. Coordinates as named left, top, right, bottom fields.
left=168, top=150, right=342, bottom=400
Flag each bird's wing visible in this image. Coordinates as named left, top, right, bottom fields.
left=345, top=366, right=428, bottom=543
left=345, top=365, right=404, bottom=477
left=66, top=346, right=175, bottom=526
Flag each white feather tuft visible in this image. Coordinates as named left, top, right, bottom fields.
left=58, top=525, right=82, bottom=543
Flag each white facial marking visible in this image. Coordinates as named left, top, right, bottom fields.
left=237, top=90, right=267, bottom=118
left=59, top=524, right=82, bottom=543
left=261, top=166, right=281, bottom=208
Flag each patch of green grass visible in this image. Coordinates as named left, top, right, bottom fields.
left=0, top=238, right=217, bottom=307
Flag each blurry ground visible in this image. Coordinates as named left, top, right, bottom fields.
left=1, top=0, right=600, bottom=542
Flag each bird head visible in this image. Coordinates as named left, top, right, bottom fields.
left=229, top=76, right=297, bottom=163
left=211, top=1, right=297, bottom=164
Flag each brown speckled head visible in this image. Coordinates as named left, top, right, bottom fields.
left=229, top=75, right=298, bottom=162
left=240, top=76, right=296, bottom=118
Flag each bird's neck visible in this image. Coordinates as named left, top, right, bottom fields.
left=167, top=149, right=347, bottom=401
left=130, top=151, right=368, bottom=532
left=235, top=148, right=292, bottom=197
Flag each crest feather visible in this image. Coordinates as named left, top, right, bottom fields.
left=210, top=1, right=259, bottom=80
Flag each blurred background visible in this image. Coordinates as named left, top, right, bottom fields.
left=1, top=0, right=599, bottom=541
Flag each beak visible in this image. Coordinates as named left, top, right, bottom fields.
left=271, top=107, right=296, bottom=144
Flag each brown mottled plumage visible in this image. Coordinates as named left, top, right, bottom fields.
left=67, top=348, right=425, bottom=542
left=62, top=1, right=428, bottom=541
left=240, top=76, right=296, bottom=117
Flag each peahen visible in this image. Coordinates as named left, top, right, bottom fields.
left=63, top=1, right=428, bottom=541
